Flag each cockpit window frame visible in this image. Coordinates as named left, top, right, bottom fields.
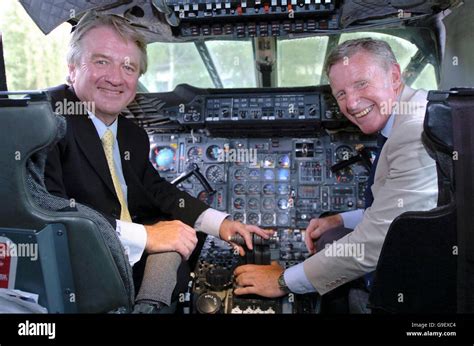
left=138, top=27, right=441, bottom=92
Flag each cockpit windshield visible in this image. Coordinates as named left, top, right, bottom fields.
left=140, top=31, right=437, bottom=91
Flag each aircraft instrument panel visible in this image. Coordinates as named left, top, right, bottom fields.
left=149, top=132, right=373, bottom=228
left=125, top=84, right=377, bottom=313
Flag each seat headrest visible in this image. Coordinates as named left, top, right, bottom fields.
left=0, top=93, right=66, bottom=219
left=0, top=92, right=66, bottom=161
left=424, top=91, right=454, bottom=155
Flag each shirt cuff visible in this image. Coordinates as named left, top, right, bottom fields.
left=284, top=262, right=317, bottom=294
left=340, top=209, right=364, bottom=229
left=116, top=220, right=147, bottom=266
left=194, top=208, right=230, bottom=238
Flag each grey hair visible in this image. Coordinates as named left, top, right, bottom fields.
left=324, top=38, right=398, bottom=77
left=66, top=12, right=148, bottom=77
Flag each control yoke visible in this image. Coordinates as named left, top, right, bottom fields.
left=171, top=163, right=216, bottom=195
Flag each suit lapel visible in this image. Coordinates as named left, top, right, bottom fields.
left=71, top=114, right=117, bottom=198
left=373, top=85, right=420, bottom=188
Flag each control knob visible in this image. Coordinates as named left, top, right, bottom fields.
left=195, top=293, right=222, bottom=314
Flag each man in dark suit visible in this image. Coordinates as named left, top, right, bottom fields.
left=45, top=13, right=267, bottom=311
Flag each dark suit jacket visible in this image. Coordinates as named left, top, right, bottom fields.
left=44, top=84, right=208, bottom=228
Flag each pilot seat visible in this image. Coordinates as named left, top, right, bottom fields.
left=0, top=91, right=134, bottom=313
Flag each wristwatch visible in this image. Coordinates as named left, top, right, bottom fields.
left=278, top=272, right=291, bottom=294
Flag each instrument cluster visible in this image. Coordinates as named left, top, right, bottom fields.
left=150, top=131, right=375, bottom=229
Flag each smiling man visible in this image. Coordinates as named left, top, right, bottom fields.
left=44, top=13, right=268, bottom=312
left=233, top=38, right=438, bottom=312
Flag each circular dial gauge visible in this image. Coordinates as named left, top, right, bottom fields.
left=262, top=197, right=275, bottom=210
left=233, top=183, right=245, bottom=195
left=277, top=184, right=290, bottom=195
left=262, top=183, right=275, bottom=195
left=263, top=155, right=275, bottom=168
left=233, top=168, right=246, bottom=180
left=233, top=212, right=244, bottom=222
left=248, top=169, right=260, bottom=180
left=247, top=198, right=259, bottom=210
left=335, top=145, right=353, bottom=161
left=247, top=183, right=260, bottom=194
left=187, top=146, right=202, bottom=162
left=151, top=146, right=175, bottom=172
left=263, top=169, right=275, bottom=180
left=278, top=154, right=290, bottom=168
left=247, top=213, right=259, bottom=225
left=206, top=145, right=223, bottom=161
left=262, top=213, right=274, bottom=225
left=205, top=165, right=225, bottom=183
left=233, top=198, right=245, bottom=210
left=198, top=191, right=215, bottom=206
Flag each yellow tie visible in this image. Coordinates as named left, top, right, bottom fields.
left=101, top=129, right=132, bottom=222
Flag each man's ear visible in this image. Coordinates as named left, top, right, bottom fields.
left=391, top=63, right=402, bottom=89
left=68, top=64, right=76, bottom=85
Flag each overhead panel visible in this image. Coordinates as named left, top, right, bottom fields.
left=20, top=0, right=459, bottom=42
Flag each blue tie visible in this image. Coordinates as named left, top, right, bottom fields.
left=363, top=133, right=387, bottom=290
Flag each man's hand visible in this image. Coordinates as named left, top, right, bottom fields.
left=219, top=219, right=271, bottom=256
left=234, top=262, right=287, bottom=298
left=304, top=214, right=343, bottom=254
left=144, top=220, right=197, bottom=260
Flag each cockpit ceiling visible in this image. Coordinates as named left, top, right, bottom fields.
left=19, top=0, right=459, bottom=42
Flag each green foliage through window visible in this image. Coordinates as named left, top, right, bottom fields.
left=140, top=42, right=213, bottom=91
left=277, top=36, right=329, bottom=87
left=0, top=0, right=70, bottom=91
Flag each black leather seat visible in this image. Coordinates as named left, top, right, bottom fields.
left=368, top=90, right=458, bottom=313
left=0, top=92, right=134, bottom=313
